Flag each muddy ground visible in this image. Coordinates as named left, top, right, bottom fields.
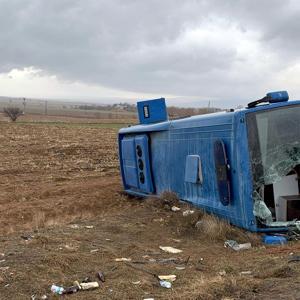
left=0, top=115, right=300, bottom=300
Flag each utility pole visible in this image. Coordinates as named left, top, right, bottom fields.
left=23, top=98, right=26, bottom=114
left=45, top=100, right=48, bottom=115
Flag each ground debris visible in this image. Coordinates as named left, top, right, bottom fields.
left=159, top=246, right=183, bottom=254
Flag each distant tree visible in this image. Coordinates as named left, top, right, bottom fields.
left=3, top=107, right=23, bottom=122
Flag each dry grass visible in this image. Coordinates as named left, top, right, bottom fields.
left=195, top=276, right=258, bottom=300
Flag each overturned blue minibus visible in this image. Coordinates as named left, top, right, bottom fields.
left=118, top=92, right=300, bottom=232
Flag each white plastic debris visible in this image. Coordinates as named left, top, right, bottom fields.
left=171, top=206, right=181, bottom=212
left=85, top=225, right=94, bottom=229
left=51, top=284, right=64, bottom=295
left=158, top=275, right=176, bottom=282
left=159, top=246, right=182, bottom=254
left=80, top=282, right=99, bottom=290
left=239, top=271, right=252, bottom=276
left=115, top=257, right=132, bottom=262
left=69, top=224, right=79, bottom=229
left=159, top=280, right=172, bottom=289
left=182, top=210, right=195, bottom=217
left=90, top=249, right=99, bottom=253
left=132, top=281, right=141, bottom=285
left=224, top=240, right=252, bottom=251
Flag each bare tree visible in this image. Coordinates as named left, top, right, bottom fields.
left=3, top=107, right=23, bottom=122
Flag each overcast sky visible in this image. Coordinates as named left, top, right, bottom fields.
left=0, top=0, right=300, bottom=108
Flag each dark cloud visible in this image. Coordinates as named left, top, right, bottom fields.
left=0, top=0, right=299, bottom=104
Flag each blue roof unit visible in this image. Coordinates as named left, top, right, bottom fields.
left=118, top=92, right=300, bottom=232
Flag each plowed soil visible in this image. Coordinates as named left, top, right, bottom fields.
left=0, top=117, right=300, bottom=300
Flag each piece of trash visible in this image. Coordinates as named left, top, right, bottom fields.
left=158, top=275, right=176, bottom=282
left=105, top=238, right=112, bottom=241
left=90, top=249, right=99, bottom=253
left=263, top=235, right=287, bottom=245
left=64, top=285, right=79, bottom=294
left=175, top=266, right=186, bottom=270
left=182, top=210, right=194, bottom=217
left=115, top=258, right=132, bottom=262
left=85, top=225, right=94, bottom=229
left=51, top=284, right=64, bottom=295
left=132, top=281, right=141, bottom=285
left=4, top=283, right=9, bottom=288
left=239, top=271, right=252, bottom=276
left=219, top=270, right=226, bottom=276
left=288, top=255, right=300, bottom=263
left=40, top=296, right=48, bottom=300
left=159, top=280, right=172, bottom=289
left=97, top=271, right=105, bottom=282
left=80, top=282, right=99, bottom=290
left=144, top=298, right=154, bottom=300
left=159, top=246, right=183, bottom=254
left=171, top=206, right=181, bottom=212
left=69, top=224, right=79, bottom=229
left=20, top=234, right=33, bottom=241
left=224, top=240, right=252, bottom=251
left=73, top=281, right=82, bottom=290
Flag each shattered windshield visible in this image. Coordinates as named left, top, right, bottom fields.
left=247, top=104, right=300, bottom=190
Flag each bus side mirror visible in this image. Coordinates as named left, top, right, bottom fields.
left=214, top=140, right=231, bottom=206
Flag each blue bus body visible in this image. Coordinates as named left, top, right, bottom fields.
left=118, top=98, right=300, bottom=232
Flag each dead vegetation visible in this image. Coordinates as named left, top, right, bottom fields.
left=0, top=118, right=300, bottom=299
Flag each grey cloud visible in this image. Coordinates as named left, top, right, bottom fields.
left=0, top=0, right=299, bottom=105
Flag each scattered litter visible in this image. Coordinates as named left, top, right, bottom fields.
left=85, top=225, right=94, bottom=229
left=224, top=240, right=252, bottom=251
left=219, top=270, right=226, bottom=276
left=159, top=280, right=172, bottom=289
left=115, top=258, right=132, bottom=262
left=51, top=284, right=64, bottom=295
left=64, top=244, right=78, bottom=251
left=263, top=235, right=287, bottom=245
left=288, top=255, right=300, bottom=263
left=149, top=258, right=156, bottom=263
left=159, top=246, right=183, bottom=254
left=90, top=249, right=99, bottom=253
left=239, top=271, right=252, bottom=276
left=144, top=298, right=154, bottom=300
left=132, top=281, right=141, bottom=285
left=69, top=224, right=79, bottom=229
left=73, top=281, right=81, bottom=290
left=175, top=266, right=186, bottom=270
left=158, top=275, right=176, bottom=282
left=64, top=285, right=79, bottom=294
left=171, top=206, right=181, bottom=212
left=97, top=271, right=105, bottom=282
left=80, top=282, right=99, bottom=290
left=4, top=283, right=9, bottom=288
left=182, top=210, right=194, bottom=217
left=40, top=295, right=48, bottom=300
left=20, top=234, right=33, bottom=241
left=105, top=238, right=112, bottom=241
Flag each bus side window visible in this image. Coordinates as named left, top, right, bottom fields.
left=214, top=140, right=231, bottom=205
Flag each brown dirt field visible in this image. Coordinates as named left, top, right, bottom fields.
left=0, top=119, right=300, bottom=300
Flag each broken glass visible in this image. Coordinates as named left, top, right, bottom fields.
left=247, top=104, right=300, bottom=225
